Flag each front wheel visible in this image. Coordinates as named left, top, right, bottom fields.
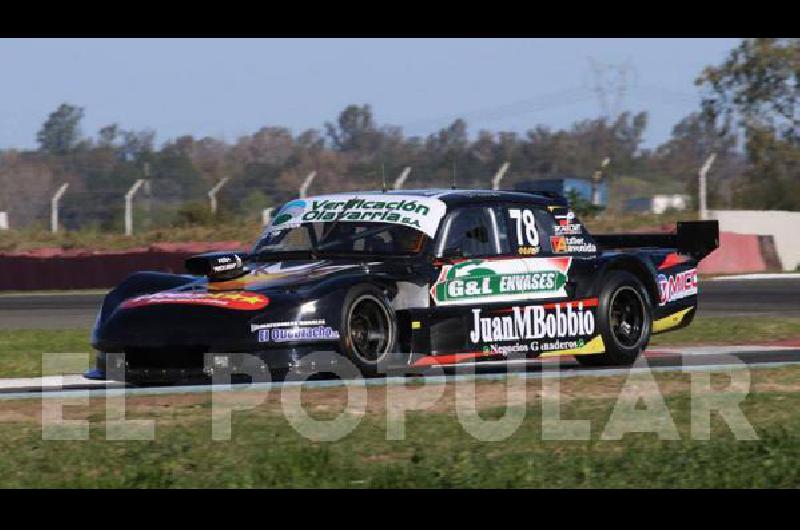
left=338, top=284, right=397, bottom=376
left=576, top=271, right=652, bottom=367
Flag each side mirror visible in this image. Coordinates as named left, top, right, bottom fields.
left=185, top=251, right=248, bottom=281
left=433, top=247, right=464, bottom=265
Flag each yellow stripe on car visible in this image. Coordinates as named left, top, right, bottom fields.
left=540, top=335, right=606, bottom=357
left=653, top=307, right=694, bottom=333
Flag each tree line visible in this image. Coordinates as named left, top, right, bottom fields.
left=0, top=38, right=797, bottom=232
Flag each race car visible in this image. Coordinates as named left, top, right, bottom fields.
left=87, top=189, right=719, bottom=382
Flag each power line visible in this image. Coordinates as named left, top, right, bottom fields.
left=399, top=86, right=595, bottom=134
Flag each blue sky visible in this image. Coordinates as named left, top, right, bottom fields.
left=0, top=38, right=740, bottom=151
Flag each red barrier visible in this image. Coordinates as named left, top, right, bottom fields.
left=0, top=232, right=775, bottom=291
left=0, top=242, right=244, bottom=291
left=698, top=232, right=768, bottom=274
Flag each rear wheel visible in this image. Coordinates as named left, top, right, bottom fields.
left=339, top=284, right=397, bottom=376
left=576, top=271, right=652, bottom=367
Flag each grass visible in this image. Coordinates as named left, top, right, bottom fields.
left=650, top=316, right=800, bottom=346
left=0, top=366, right=798, bottom=487
left=0, top=329, right=93, bottom=378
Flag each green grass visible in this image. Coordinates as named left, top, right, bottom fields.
left=650, top=316, right=800, bottom=346
left=0, top=368, right=798, bottom=487
left=0, top=329, right=92, bottom=378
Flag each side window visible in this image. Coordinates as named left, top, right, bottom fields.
left=437, top=206, right=510, bottom=258
left=507, top=204, right=597, bottom=256
left=507, top=205, right=551, bottom=255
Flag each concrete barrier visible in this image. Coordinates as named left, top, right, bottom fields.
left=709, top=210, right=800, bottom=271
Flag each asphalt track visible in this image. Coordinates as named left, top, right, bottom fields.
left=1, top=344, right=799, bottom=400
left=0, top=275, right=797, bottom=397
left=0, top=276, right=798, bottom=329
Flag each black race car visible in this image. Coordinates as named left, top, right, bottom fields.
left=87, top=189, right=719, bottom=382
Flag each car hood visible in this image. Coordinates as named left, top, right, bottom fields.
left=203, top=259, right=368, bottom=292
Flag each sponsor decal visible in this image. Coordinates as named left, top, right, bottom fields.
left=553, top=211, right=583, bottom=235
left=658, top=268, right=698, bottom=305
left=272, top=199, right=307, bottom=226
left=550, top=236, right=568, bottom=253
left=554, top=222, right=583, bottom=235
left=469, top=299, right=596, bottom=345
left=551, top=235, right=597, bottom=254
left=431, top=257, right=571, bottom=305
left=251, top=319, right=326, bottom=332
left=210, top=255, right=242, bottom=273
left=257, top=326, right=340, bottom=343
left=268, top=194, right=447, bottom=237
left=517, top=245, right=540, bottom=256
left=121, top=292, right=270, bottom=311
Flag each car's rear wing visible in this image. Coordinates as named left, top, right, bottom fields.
left=593, top=220, right=720, bottom=261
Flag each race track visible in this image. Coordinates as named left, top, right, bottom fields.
left=0, top=275, right=797, bottom=398
left=0, top=276, right=798, bottom=329
left=1, top=343, right=799, bottom=400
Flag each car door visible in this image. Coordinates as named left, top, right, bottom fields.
left=424, top=201, right=600, bottom=359
left=426, top=204, right=526, bottom=355
left=429, top=204, right=519, bottom=306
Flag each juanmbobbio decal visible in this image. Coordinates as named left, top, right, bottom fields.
left=431, top=257, right=571, bottom=306
left=468, top=298, right=599, bottom=357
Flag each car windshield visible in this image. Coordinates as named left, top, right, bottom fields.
left=252, top=222, right=428, bottom=258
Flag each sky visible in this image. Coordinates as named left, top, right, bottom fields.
left=0, top=38, right=741, bottom=151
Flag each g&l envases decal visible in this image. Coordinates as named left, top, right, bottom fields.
left=121, top=292, right=270, bottom=311
left=470, top=298, right=599, bottom=356
left=657, top=268, right=698, bottom=305
left=431, top=257, right=571, bottom=306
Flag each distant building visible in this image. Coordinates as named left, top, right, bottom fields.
left=513, top=177, right=607, bottom=206
left=625, top=194, right=691, bottom=215
left=0, top=211, right=7, bottom=231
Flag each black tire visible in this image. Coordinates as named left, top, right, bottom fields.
left=338, top=284, right=397, bottom=376
left=575, top=270, right=652, bottom=367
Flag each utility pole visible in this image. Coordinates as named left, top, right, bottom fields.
left=698, top=153, right=716, bottom=221
left=208, top=177, right=230, bottom=214
left=262, top=207, right=274, bottom=226
left=50, top=183, right=69, bottom=233
left=142, top=162, right=152, bottom=231
left=393, top=167, right=412, bottom=190
left=491, top=162, right=510, bottom=190
left=591, top=157, right=610, bottom=206
left=125, top=179, right=147, bottom=236
left=299, top=171, right=317, bottom=199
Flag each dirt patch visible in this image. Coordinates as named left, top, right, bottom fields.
left=0, top=365, right=798, bottom=428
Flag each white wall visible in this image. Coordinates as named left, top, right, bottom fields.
left=709, top=209, right=800, bottom=271
left=0, top=211, right=7, bottom=230
left=652, top=195, right=690, bottom=215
